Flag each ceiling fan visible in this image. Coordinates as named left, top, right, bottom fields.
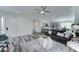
left=35, top=6, right=50, bottom=15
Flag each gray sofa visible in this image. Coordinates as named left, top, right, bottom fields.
left=8, top=34, right=75, bottom=52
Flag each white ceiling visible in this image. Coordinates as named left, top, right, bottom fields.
left=0, top=6, right=73, bottom=20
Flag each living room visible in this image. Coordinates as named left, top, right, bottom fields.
left=0, top=6, right=79, bottom=52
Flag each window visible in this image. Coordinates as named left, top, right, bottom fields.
left=0, top=16, right=5, bottom=34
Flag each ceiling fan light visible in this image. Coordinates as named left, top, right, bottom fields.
left=40, top=11, right=44, bottom=14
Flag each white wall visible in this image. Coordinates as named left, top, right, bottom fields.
left=0, top=10, right=33, bottom=37
left=73, top=7, right=79, bottom=24
left=16, top=15, right=33, bottom=36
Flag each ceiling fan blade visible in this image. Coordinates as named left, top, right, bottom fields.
left=41, top=6, right=46, bottom=10
left=41, top=6, right=44, bottom=8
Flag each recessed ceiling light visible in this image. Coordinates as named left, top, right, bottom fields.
left=17, top=10, right=20, bottom=14
left=52, top=16, right=55, bottom=18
